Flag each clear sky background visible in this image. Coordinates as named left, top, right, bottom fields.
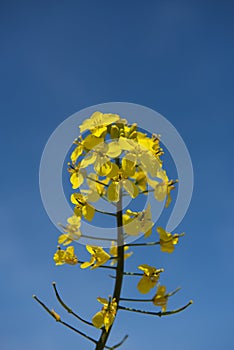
left=0, top=1, right=234, bottom=349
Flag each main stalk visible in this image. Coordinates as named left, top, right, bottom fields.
left=95, top=186, right=124, bottom=350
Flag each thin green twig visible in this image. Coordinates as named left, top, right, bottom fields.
left=119, top=300, right=193, bottom=317
left=95, top=208, right=117, bottom=217
left=33, top=295, right=98, bottom=345
left=81, top=234, right=117, bottom=242
left=52, top=282, right=93, bottom=327
left=125, top=241, right=160, bottom=247
left=120, top=297, right=153, bottom=302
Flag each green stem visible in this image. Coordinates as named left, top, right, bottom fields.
left=81, top=234, right=117, bottom=242
left=52, top=282, right=94, bottom=327
left=95, top=208, right=117, bottom=217
left=86, top=176, right=109, bottom=187
left=125, top=241, right=160, bottom=247
left=120, top=297, right=153, bottom=302
left=109, top=271, right=143, bottom=278
left=138, top=189, right=155, bottom=195
left=33, top=294, right=127, bottom=350
left=125, top=233, right=185, bottom=247
left=33, top=295, right=98, bottom=345
left=78, top=261, right=117, bottom=270
left=119, top=300, right=193, bottom=317
left=95, top=175, right=124, bottom=350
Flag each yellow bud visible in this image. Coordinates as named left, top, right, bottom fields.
left=127, top=123, right=137, bottom=136
left=110, top=125, right=119, bottom=139
left=128, top=130, right=137, bottom=139
left=118, top=125, right=125, bottom=137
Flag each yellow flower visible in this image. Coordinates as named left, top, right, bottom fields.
left=152, top=169, right=177, bottom=208
left=121, top=138, right=160, bottom=177
left=58, top=215, right=81, bottom=245
left=152, top=285, right=168, bottom=312
left=70, top=193, right=95, bottom=221
left=80, top=246, right=111, bottom=269
left=70, top=134, right=104, bottom=165
left=137, top=133, right=163, bottom=162
left=137, top=264, right=163, bottom=294
left=70, top=142, right=84, bottom=164
left=92, top=297, right=117, bottom=332
left=123, top=204, right=153, bottom=237
left=157, top=227, right=181, bottom=253
left=79, top=111, right=120, bottom=137
left=109, top=241, right=133, bottom=265
left=82, top=134, right=104, bottom=151
left=105, top=161, right=139, bottom=202
left=68, top=165, right=86, bottom=190
left=79, top=142, right=120, bottom=177
left=53, top=246, right=78, bottom=266
left=107, top=180, right=121, bottom=202
left=131, top=169, right=148, bottom=192
left=86, top=173, right=109, bottom=198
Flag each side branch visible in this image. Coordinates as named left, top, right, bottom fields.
left=109, top=271, right=143, bottom=279
left=119, top=300, right=193, bottom=317
left=95, top=208, right=117, bottom=217
left=120, top=297, right=153, bottom=302
left=33, top=295, right=98, bottom=345
left=126, top=241, right=160, bottom=247
left=52, top=282, right=93, bottom=327
left=81, top=234, right=117, bottom=242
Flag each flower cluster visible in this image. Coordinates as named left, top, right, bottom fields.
left=33, top=111, right=192, bottom=350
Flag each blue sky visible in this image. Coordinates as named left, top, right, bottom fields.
left=0, top=1, right=234, bottom=349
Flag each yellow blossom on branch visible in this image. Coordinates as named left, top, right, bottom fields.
left=137, top=264, right=164, bottom=294
left=79, top=111, right=120, bottom=137
left=80, top=246, right=111, bottom=269
left=157, top=227, right=184, bottom=253
left=92, top=297, right=117, bottom=332
left=70, top=193, right=95, bottom=221
left=152, top=285, right=168, bottom=312
left=122, top=204, right=153, bottom=237
left=58, top=215, right=81, bottom=245
left=53, top=246, right=78, bottom=266
left=106, top=161, right=139, bottom=202
left=68, top=165, right=86, bottom=190
left=86, top=173, right=109, bottom=199
left=121, top=138, right=161, bottom=178
left=149, top=168, right=177, bottom=208
left=131, top=169, right=148, bottom=192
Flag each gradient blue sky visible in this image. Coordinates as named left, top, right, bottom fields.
left=1, top=1, right=234, bottom=349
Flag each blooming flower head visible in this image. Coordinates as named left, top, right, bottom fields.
left=137, top=264, right=164, bottom=294
left=152, top=285, right=168, bottom=312
left=58, top=215, right=81, bottom=245
left=157, top=227, right=183, bottom=253
left=109, top=241, right=133, bottom=266
left=92, top=297, right=117, bottom=332
left=80, top=246, right=110, bottom=269
left=53, top=246, right=78, bottom=266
